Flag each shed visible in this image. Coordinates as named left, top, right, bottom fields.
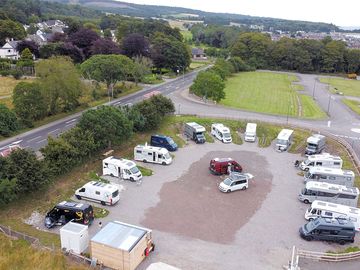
left=90, top=221, right=153, bottom=270
left=60, top=221, right=89, bottom=254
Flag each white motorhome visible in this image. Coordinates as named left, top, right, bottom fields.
left=299, top=181, right=359, bottom=207
left=305, top=200, right=360, bottom=231
left=300, top=153, right=343, bottom=171
left=211, top=123, right=232, bottom=143
left=244, top=123, right=257, bottom=142
left=102, top=156, right=142, bottom=182
left=305, top=134, right=326, bottom=155
left=75, top=181, right=120, bottom=206
left=304, top=167, right=355, bottom=187
left=134, top=144, right=172, bottom=165
left=276, top=129, right=293, bottom=151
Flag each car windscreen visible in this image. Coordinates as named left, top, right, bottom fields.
left=223, top=133, right=231, bottom=138
left=112, top=190, right=119, bottom=198
left=277, top=139, right=287, bottom=145
left=223, top=178, right=232, bottom=186
left=307, top=143, right=317, bottom=148
left=130, top=166, right=140, bottom=174
left=167, top=138, right=175, bottom=145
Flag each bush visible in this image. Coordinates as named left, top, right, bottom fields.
left=11, top=69, right=23, bottom=80
left=0, top=70, right=10, bottom=76
left=0, top=104, right=19, bottom=137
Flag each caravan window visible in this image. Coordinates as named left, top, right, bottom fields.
left=95, top=191, right=100, bottom=195
left=320, top=175, right=327, bottom=179
left=148, top=153, right=152, bottom=156
left=339, top=194, right=357, bottom=199
left=136, top=150, right=142, bottom=154
left=316, top=162, right=322, bottom=166
left=329, top=176, right=336, bottom=180
left=158, top=154, right=162, bottom=158
left=324, top=211, right=333, bottom=217
left=334, top=162, right=341, bottom=165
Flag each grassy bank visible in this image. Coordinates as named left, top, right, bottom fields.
left=342, top=98, right=360, bottom=115
left=320, top=77, right=360, bottom=97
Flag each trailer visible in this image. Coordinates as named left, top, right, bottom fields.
left=134, top=144, right=172, bottom=165
left=184, top=122, right=206, bottom=144
left=102, top=156, right=142, bottom=182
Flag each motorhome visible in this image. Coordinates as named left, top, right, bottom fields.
left=184, top=122, right=206, bottom=144
left=299, top=181, right=359, bottom=207
left=209, top=158, right=242, bottom=175
left=304, top=167, right=355, bottom=187
left=134, top=144, right=172, bottom=165
left=211, top=123, right=232, bottom=143
left=276, top=129, right=293, bottom=151
left=150, top=135, right=178, bottom=151
left=300, top=153, right=343, bottom=171
left=102, top=156, right=142, bottom=182
left=75, top=181, right=120, bottom=206
left=244, top=123, right=257, bottom=142
left=304, top=200, right=360, bottom=231
left=305, top=134, right=326, bottom=155
left=218, top=172, right=254, bottom=193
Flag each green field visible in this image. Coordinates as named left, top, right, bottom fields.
left=342, top=98, right=360, bottom=115
left=320, top=77, right=360, bottom=97
left=220, top=72, right=325, bottom=119
left=181, top=30, right=193, bottom=41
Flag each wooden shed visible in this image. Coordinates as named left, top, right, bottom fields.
left=90, top=221, right=154, bottom=270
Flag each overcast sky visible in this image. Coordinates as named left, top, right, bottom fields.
left=120, top=0, right=360, bottom=27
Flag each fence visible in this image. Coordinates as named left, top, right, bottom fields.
left=0, top=224, right=40, bottom=245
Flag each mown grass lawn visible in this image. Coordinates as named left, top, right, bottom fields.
left=299, top=95, right=327, bottom=119
left=320, top=77, right=360, bottom=97
left=221, top=72, right=299, bottom=116
left=342, top=98, right=360, bottom=115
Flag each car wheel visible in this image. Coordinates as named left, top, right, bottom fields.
left=130, top=177, right=135, bottom=182
left=242, top=186, right=247, bottom=190
left=110, top=173, right=114, bottom=177
left=338, top=240, right=346, bottom=245
left=162, top=162, right=166, bottom=165
left=227, top=189, right=231, bottom=193
left=304, top=168, right=309, bottom=172
left=75, top=195, right=81, bottom=200
left=305, top=236, right=313, bottom=241
left=309, top=218, right=314, bottom=221
left=143, top=159, right=147, bottom=163
left=304, top=199, right=310, bottom=204
left=101, top=201, right=106, bottom=206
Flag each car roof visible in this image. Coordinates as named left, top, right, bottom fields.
left=55, top=201, right=92, bottom=211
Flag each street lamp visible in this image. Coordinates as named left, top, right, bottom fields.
left=327, top=95, right=334, bottom=115
left=312, top=79, right=316, bottom=99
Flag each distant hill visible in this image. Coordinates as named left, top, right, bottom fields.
left=44, top=0, right=340, bottom=32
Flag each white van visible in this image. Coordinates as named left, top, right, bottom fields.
left=211, top=123, right=232, bottom=143
left=305, top=200, right=360, bottom=231
left=134, top=144, right=172, bottom=165
left=304, top=167, right=355, bottom=187
left=75, top=181, right=120, bottom=206
left=276, top=129, right=293, bottom=151
left=218, top=172, right=254, bottom=193
left=244, top=123, right=257, bottom=142
left=102, top=156, right=142, bottom=181
left=300, top=153, right=343, bottom=171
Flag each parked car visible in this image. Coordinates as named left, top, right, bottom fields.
left=45, top=201, right=94, bottom=229
left=218, top=172, right=254, bottom=193
left=209, top=158, right=242, bottom=175
left=150, top=134, right=178, bottom=151
left=299, top=217, right=355, bottom=245
left=75, top=181, right=120, bottom=206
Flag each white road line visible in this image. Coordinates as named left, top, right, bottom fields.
left=27, top=136, right=42, bottom=142
left=36, top=139, right=47, bottom=144
left=65, top=122, right=76, bottom=127
left=65, top=118, right=77, bottom=124
left=176, top=86, right=180, bottom=89
left=48, top=128, right=59, bottom=134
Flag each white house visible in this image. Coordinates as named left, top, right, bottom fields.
left=0, top=40, right=20, bottom=60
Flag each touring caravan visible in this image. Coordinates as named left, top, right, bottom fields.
left=75, top=181, right=120, bottom=206
left=299, top=181, right=359, bottom=207
left=244, top=123, right=257, bottom=142
left=300, top=153, right=343, bottom=171
left=102, top=156, right=142, bottom=182
left=304, top=167, right=355, bottom=187
left=276, top=129, right=293, bottom=151
left=134, top=144, right=172, bottom=165
left=305, top=134, right=326, bottom=155
left=211, top=123, right=232, bottom=143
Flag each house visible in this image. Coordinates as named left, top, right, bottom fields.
left=191, top=48, right=207, bottom=60
left=0, top=39, right=20, bottom=60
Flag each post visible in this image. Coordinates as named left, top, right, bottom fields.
left=327, top=95, right=332, bottom=115
left=178, top=104, right=181, bottom=115
left=312, top=79, right=316, bottom=98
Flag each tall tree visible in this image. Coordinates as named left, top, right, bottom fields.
left=190, top=71, right=225, bottom=102
left=0, top=19, right=26, bottom=45
left=0, top=104, right=19, bottom=137
left=17, top=40, right=39, bottom=58
left=67, top=28, right=100, bottom=58
left=122, top=33, right=150, bottom=58
left=90, top=38, right=121, bottom=56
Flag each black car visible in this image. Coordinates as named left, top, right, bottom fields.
left=45, top=201, right=94, bottom=229
left=299, top=217, right=355, bottom=245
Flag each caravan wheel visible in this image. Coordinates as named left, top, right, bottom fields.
left=130, top=177, right=135, bottom=182
left=162, top=162, right=166, bottom=165
left=75, top=195, right=81, bottom=200
left=143, top=159, right=147, bottom=163
left=101, top=201, right=106, bottom=206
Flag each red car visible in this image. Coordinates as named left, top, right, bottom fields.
left=209, top=158, right=242, bottom=175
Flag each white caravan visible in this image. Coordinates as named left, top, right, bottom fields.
left=75, top=181, right=120, bottom=206
left=102, top=156, right=142, bottom=181
left=276, top=129, right=293, bottom=151
left=304, top=167, right=355, bottom=187
left=134, top=144, right=172, bottom=165
left=305, top=134, right=326, bottom=155
left=244, top=123, right=257, bottom=142
left=300, top=153, right=343, bottom=171
left=299, top=181, right=359, bottom=207
left=211, top=123, right=232, bottom=143
left=305, top=200, right=360, bottom=231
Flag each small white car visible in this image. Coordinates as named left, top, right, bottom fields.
left=219, top=172, right=254, bottom=193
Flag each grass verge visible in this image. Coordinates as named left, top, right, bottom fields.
left=320, top=77, right=360, bottom=97
left=342, top=98, right=360, bottom=115
left=299, top=95, right=327, bottom=119
left=138, top=165, right=153, bottom=176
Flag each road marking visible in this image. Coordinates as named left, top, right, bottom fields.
left=330, top=133, right=360, bottom=140
left=27, top=136, right=42, bottom=142
left=65, top=122, right=77, bottom=127
left=48, top=128, right=59, bottom=134
left=36, top=139, right=47, bottom=144
left=65, top=118, right=77, bottom=124
left=175, top=86, right=180, bottom=89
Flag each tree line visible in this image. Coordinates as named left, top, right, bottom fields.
left=0, top=94, right=175, bottom=205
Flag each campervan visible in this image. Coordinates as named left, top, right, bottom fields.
left=134, top=144, right=172, bottom=165
left=184, top=122, right=206, bottom=144
left=75, top=181, right=120, bottom=206
left=218, top=172, right=254, bottom=193
left=211, top=123, right=232, bottom=143
left=299, top=181, right=359, bottom=207
left=305, top=134, right=326, bottom=155
left=276, top=129, right=293, bottom=151
left=102, top=156, right=142, bottom=182
left=244, top=123, right=257, bottom=142
left=304, top=167, right=355, bottom=187
left=209, top=158, right=242, bottom=175
left=300, top=153, right=343, bottom=171
left=150, top=135, right=177, bottom=151
left=304, top=200, right=360, bottom=231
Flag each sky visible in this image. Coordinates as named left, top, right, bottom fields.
left=119, top=0, right=360, bottom=27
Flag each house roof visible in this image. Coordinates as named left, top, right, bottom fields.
left=191, top=48, right=204, bottom=55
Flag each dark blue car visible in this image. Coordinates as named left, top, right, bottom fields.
left=150, top=135, right=178, bottom=151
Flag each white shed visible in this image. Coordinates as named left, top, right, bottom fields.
left=60, top=221, right=89, bottom=254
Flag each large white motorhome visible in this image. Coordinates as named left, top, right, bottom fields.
left=75, top=181, right=120, bottom=206
left=305, top=134, right=326, bottom=155
left=305, top=200, right=360, bottom=231
left=299, top=181, right=359, bottom=207
left=211, top=123, right=232, bottom=143
left=304, top=167, right=355, bottom=187
left=300, top=153, right=343, bottom=171
left=276, top=129, right=293, bottom=151
left=102, top=156, right=142, bottom=181
left=244, top=123, right=257, bottom=142
left=134, top=144, right=172, bottom=165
